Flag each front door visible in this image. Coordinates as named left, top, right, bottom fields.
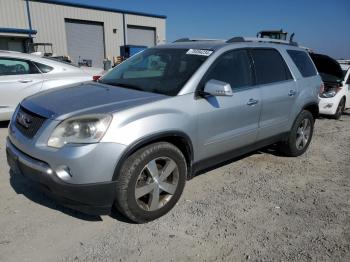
left=196, top=49, right=261, bottom=160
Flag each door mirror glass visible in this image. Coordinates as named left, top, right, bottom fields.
left=204, top=79, right=233, bottom=96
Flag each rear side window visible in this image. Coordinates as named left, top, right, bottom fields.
left=203, top=49, right=253, bottom=89
left=287, top=50, right=317, bottom=77
left=252, top=49, right=293, bottom=85
left=34, top=62, right=54, bottom=73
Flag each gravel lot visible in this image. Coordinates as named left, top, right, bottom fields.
left=0, top=113, right=349, bottom=262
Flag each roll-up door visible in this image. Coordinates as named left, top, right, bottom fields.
left=65, top=19, right=105, bottom=68
left=127, top=26, right=156, bottom=47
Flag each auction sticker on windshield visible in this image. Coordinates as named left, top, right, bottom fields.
left=186, top=49, right=213, bottom=56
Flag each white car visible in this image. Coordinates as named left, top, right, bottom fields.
left=310, top=53, right=350, bottom=119
left=0, top=51, right=103, bottom=121
left=318, top=68, right=350, bottom=119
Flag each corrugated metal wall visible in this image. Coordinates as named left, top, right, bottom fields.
left=0, top=0, right=166, bottom=63
left=0, top=0, right=28, bottom=29
left=29, top=1, right=124, bottom=59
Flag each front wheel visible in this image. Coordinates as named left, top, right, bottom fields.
left=114, top=142, right=187, bottom=223
left=280, top=110, right=314, bottom=157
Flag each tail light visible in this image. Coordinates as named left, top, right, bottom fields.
left=93, top=75, right=101, bottom=81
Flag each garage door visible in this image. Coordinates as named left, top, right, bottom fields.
left=127, top=26, right=156, bottom=47
left=65, top=20, right=105, bottom=68
left=0, top=37, right=26, bottom=52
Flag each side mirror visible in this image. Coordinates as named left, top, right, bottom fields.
left=203, top=79, right=233, bottom=97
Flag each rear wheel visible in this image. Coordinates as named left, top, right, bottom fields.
left=280, top=110, right=314, bottom=157
left=114, top=142, right=187, bottom=223
left=334, top=97, right=345, bottom=120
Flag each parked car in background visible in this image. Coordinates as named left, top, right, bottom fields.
left=0, top=51, right=103, bottom=121
left=6, top=37, right=321, bottom=223
left=310, top=53, right=349, bottom=119
left=337, top=59, right=350, bottom=74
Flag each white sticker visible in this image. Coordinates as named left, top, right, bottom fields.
left=186, top=49, right=213, bottom=56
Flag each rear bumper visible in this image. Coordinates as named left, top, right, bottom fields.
left=6, top=138, right=116, bottom=215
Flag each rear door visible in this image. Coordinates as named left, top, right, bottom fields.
left=250, top=48, right=297, bottom=140
left=0, top=57, right=43, bottom=117
left=196, top=49, right=261, bottom=160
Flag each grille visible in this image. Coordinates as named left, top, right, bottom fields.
left=15, top=106, right=46, bottom=139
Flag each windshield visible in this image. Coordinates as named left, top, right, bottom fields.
left=99, top=48, right=210, bottom=96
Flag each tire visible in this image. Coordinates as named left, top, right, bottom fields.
left=334, top=97, right=345, bottom=120
left=114, top=142, right=187, bottom=223
left=280, top=110, right=314, bottom=157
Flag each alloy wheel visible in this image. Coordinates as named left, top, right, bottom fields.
left=135, top=157, right=179, bottom=211
left=296, top=118, right=311, bottom=150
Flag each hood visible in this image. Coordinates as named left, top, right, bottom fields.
left=21, top=82, right=167, bottom=120
left=309, top=53, right=343, bottom=83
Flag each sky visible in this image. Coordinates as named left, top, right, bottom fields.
left=63, top=0, right=349, bottom=59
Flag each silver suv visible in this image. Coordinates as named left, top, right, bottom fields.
left=6, top=37, right=322, bottom=223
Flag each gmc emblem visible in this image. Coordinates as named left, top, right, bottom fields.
left=16, top=111, right=32, bottom=129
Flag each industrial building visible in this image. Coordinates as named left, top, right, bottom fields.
left=0, top=0, right=166, bottom=67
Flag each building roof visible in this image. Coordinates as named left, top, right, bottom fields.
left=30, top=0, right=167, bottom=19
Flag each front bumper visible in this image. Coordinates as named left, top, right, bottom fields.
left=318, top=96, right=339, bottom=115
left=6, top=138, right=117, bottom=215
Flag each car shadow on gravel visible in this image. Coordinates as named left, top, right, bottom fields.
left=194, top=144, right=286, bottom=178
left=9, top=170, right=134, bottom=223
left=9, top=170, right=104, bottom=221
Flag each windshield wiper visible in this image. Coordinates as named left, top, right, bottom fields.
left=101, top=81, right=143, bottom=91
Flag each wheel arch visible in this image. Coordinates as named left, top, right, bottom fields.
left=112, top=131, right=194, bottom=181
left=303, top=102, right=319, bottom=120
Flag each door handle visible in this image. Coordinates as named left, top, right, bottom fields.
left=247, top=98, right=259, bottom=106
left=288, top=90, right=297, bottom=96
left=18, top=80, right=33, bottom=83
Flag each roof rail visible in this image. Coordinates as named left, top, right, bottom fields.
left=173, top=38, right=224, bottom=43
left=226, top=36, right=298, bottom=46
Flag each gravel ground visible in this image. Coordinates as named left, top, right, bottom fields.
left=0, top=113, right=349, bottom=262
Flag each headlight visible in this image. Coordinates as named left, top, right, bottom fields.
left=320, top=87, right=339, bottom=98
left=48, top=114, right=112, bottom=148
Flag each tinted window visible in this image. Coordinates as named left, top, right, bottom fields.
left=203, top=49, right=253, bottom=89
left=0, top=58, right=39, bottom=76
left=34, top=62, right=54, bottom=73
left=100, top=48, right=209, bottom=96
left=287, top=50, right=317, bottom=77
left=252, top=49, right=292, bottom=85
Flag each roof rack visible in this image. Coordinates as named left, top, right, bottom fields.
left=173, top=38, right=224, bottom=43
left=226, top=36, right=298, bottom=46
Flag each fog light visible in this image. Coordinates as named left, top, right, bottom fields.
left=56, top=166, right=72, bottom=181
left=324, top=103, right=333, bottom=108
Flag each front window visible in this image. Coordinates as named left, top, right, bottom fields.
left=99, top=48, right=210, bottom=96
